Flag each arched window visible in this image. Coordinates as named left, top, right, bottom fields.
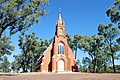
left=58, top=42, right=64, bottom=54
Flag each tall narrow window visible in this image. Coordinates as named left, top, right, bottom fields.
left=58, top=43, right=64, bottom=54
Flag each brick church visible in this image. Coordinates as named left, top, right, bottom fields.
left=37, top=11, right=77, bottom=72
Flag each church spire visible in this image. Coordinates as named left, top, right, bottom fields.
left=57, top=8, right=63, bottom=26
left=55, top=9, right=65, bottom=37
left=58, top=8, right=62, bottom=21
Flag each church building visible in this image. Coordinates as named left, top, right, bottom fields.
left=37, top=11, right=77, bottom=72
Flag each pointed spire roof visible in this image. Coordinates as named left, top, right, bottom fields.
left=57, top=8, right=63, bottom=26
left=55, top=9, right=66, bottom=37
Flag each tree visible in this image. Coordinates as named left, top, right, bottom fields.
left=66, top=33, right=82, bottom=59
left=82, top=57, right=90, bottom=72
left=106, top=0, right=120, bottom=28
left=70, top=34, right=83, bottom=59
left=98, top=23, right=120, bottom=73
left=18, top=33, right=40, bottom=72
left=117, top=38, right=120, bottom=44
left=11, top=60, right=20, bottom=73
left=0, top=56, right=10, bottom=72
left=81, top=35, right=104, bottom=73
left=66, top=33, right=74, bottom=51
left=0, top=35, right=14, bottom=60
left=13, top=33, right=50, bottom=72
left=73, top=34, right=80, bottom=59
left=0, top=0, right=48, bottom=37
left=76, top=59, right=81, bottom=67
left=11, top=54, right=23, bottom=72
left=101, top=44, right=111, bottom=72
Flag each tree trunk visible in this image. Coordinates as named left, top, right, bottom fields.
left=0, top=29, right=3, bottom=38
left=93, top=63, right=95, bottom=73
left=103, top=62, right=107, bottom=72
left=23, top=61, right=25, bottom=72
left=75, top=48, right=77, bottom=59
left=111, top=54, right=116, bottom=73
left=31, top=58, right=34, bottom=72
left=110, top=41, right=116, bottom=73
left=0, top=26, right=7, bottom=38
left=93, top=52, right=97, bottom=73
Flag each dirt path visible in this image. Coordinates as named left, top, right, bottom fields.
left=0, top=72, right=120, bottom=80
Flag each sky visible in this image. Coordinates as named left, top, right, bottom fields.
left=7, top=0, right=120, bottom=65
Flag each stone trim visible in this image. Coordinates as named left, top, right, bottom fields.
left=42, top=57, right=45, bottom=60
left=52, top=55, right=55, bottom=58
left=41, top=62, right=44, bottom=65
left=68, top=56, right=71, bottom=59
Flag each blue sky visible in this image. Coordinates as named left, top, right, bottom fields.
left=7, top=0, right=120, bottom=65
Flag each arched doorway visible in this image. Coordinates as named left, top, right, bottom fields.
left=58, top=60, right=64, bottom=72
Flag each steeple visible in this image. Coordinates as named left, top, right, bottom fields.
left=57, top=8, right=64, bottom=26
left=55, top=9, right=65, bottom=37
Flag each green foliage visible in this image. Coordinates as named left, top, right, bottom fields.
left=0, top=35, right=14, bottom=60
left=56, top=0, right=119, bottom=73
left=117, top=38, right=120, bottom=48
left=0, top=0, right=48, bottom=37
left=106, top=0, right=120, bottom=28
left=79, top=35, right=105, bottom=73
left=98, top=23, right=119, bottom=41
left=11, top=59, right=20, bottom=73
left=71, top=23, right=120, bottom=73
left=73, top=34, right=81, bottom=59
left=105, top=0, right=120, bottom=73
left=98, top=23, right=120, bottom=73
left=76, top=59, right=81, bottom=67
left=66, top=33, right=74, bottom=50
left=115, top=65, right=120, bottom=72
left=13, top=33, right=50, bottom=72
left=0, top=56, right=10, bottom=72
left=66, top=33, right=82, bottom=59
